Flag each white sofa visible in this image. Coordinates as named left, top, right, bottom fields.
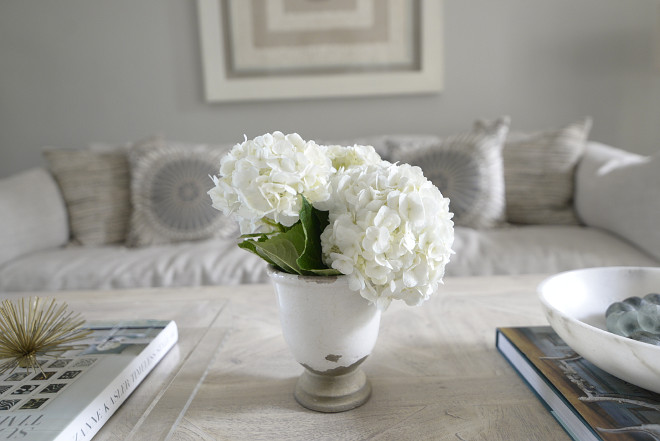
left=1, top=134, right=658, bottom=293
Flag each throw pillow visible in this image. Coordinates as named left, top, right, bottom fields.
left=501, top=118, right=592, bottom=225
left=575, top=142, right=660, bottom=262
left=43, top=148, right=131, bottom=245
left=0, top=168, right=69, bottom=266
left=127, top=137, right=239, bottom=247
left=390, top=117, right=510, bottom=228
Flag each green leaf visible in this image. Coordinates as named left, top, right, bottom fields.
left=252, top=238, right=300, bottom=274
left=304, top=268, right=342, bottom=276
left=313, top=207, right=330, bottom=229
left=296, top=197, right=341, bottom=276
left=296, top=197, right=324, bottom=271
left=239, top=221, right=306, bottom=274
left=235, top=197, right=340, bottom=276
left=237, top=237, right=277, bottom=267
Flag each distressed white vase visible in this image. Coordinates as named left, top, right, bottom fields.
left=267, top=266, right=381, bottom=413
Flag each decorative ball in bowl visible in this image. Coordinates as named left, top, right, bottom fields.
left=538, top=266, right=660, bottom=393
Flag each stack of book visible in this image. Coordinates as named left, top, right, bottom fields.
left=497, top=326, right=660, bottom=441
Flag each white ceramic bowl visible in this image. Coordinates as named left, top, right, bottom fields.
left=538, top=266, right=660, bottom=393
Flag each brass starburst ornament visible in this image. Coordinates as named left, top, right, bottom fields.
left=0, top=297, right=91, bottom=374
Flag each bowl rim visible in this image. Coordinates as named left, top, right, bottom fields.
left=537, top=266, right=660, bottom=351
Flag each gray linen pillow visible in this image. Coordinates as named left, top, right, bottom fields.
left=43, top=148, right=131, bottom=245
left=127, top=137, right=239, bottom=247
left=390, top=117, right=510, bottom=228
left=502, top=118, right=592, bottom=225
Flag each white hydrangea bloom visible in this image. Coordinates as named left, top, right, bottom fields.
left=314, top=144, right=383, bottom=212
left=320, top=162, right=454, bottom=310
left=208, top=132, right=334, bottom=233
left=325, top=144, right=383, bottom=170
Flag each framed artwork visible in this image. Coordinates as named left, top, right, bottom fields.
left=197, top=0, right=443, bottom=102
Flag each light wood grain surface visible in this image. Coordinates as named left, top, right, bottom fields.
left=3, top=274, right=571, bottom=441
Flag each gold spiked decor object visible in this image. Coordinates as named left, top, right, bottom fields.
left=0, top=297, right=91, bottom=374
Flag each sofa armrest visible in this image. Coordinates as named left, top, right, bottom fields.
left=575, top=142, right=660, bottom=261
left=0, top=168, right=69, bottom=266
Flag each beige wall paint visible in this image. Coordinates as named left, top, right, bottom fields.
left=1, top=0, right=659, bottom=178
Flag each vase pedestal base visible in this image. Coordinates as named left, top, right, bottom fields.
left=294, top=367, right=371, bottom=413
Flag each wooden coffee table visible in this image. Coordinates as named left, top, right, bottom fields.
left=3, top=274, right=570, bottom=440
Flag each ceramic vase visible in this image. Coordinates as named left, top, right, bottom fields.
left=267, top=266, right=381, bottom=413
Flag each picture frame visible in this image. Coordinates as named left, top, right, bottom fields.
left=197, top=0, right=443, bottom=102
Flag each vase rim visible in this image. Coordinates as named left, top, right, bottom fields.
left=266, top=265, right=345, bottom=284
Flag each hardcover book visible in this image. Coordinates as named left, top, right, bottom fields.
left=0, top=319, right=178, bottom=441
left=496, top=326, right=660, bottom=441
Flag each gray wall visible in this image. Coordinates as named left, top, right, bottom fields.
left=1, top=0, right=659, bottom=178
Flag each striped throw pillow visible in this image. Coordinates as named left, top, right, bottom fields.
left=502, top=118, right=592, bottom=225
left=43, top=148, right=131, bottom=245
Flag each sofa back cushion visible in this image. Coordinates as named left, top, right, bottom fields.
left=0, top=168, right=69, bottom=267
left=575, top=142, right=660, bottom=261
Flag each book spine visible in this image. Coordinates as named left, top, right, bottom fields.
left=495, top=329, right=601, bottom=441
left=55, top=321, right=178, bottom=441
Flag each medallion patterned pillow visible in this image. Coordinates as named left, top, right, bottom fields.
left=390, top=117, right=510, bottom=229
left=127, top=137, right=239, bottom=247
left=501, top=118, right=592, bottom=225
left=43, top=148, right=131, bottom=245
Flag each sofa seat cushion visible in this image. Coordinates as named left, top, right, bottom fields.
left=445, top=225, right=658, bottom=277
left=0, top=239, right=270, bottom=293
left=1, top=225, right=657, bottom=293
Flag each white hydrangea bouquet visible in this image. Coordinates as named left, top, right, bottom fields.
left=208, top=132, right=454, bottom=310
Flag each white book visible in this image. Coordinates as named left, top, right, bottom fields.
left=0, top=320, right=178, bottom=441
